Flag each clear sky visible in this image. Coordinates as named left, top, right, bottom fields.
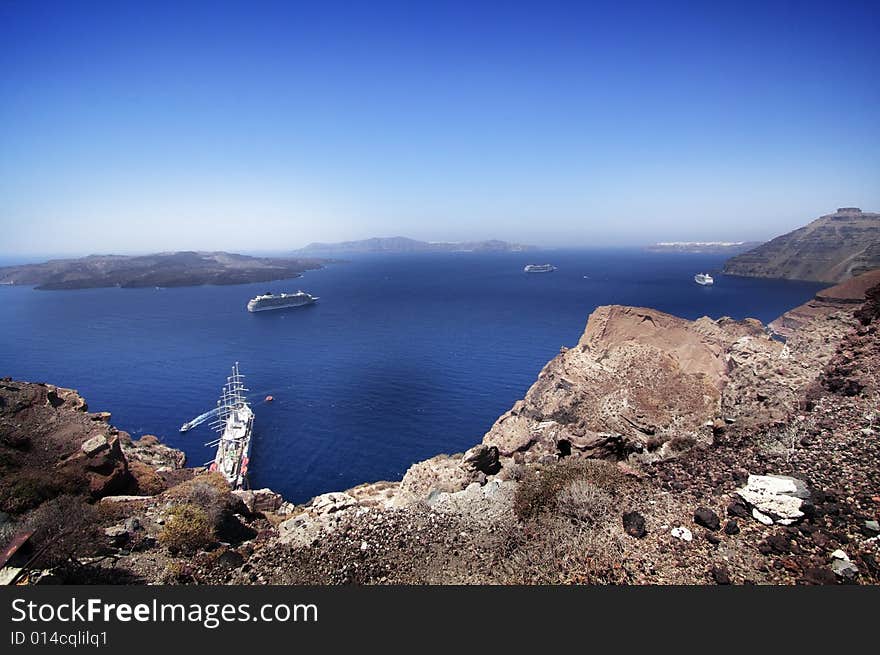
left=1, top=0, right=878, bottom=256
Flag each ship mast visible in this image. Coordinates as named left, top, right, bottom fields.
left=209, top=362, right=249, bottom=440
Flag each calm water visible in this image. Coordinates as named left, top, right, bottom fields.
left=0, top=250, right=825, bottom=502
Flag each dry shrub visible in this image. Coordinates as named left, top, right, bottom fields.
left=159, top=560, right=195, bottom=584
left=159, top=503, right=214, bottom=555
left=162, top=472, right=254, bottom=546
left=668, top=435, right=697, bottom=453
left=165, top=471, right=230, bottom=497
left=497, top=516, right=628, bottom=584
left=1, top=473, right=59, bottom=514
left=556, top=479, right=613, bottom=525
left=22, top=494, right=101, bottom=566
left=645, top=435, right=667, bottom=451
left=513, top=459, right=623, bottom=521
left=164, top=472, right=232, bottom=525
left=128, top=460, right=167, bottom=495
left=502, top=458, right=630, bottom=583
left=499, top=462, right=527, bottom=482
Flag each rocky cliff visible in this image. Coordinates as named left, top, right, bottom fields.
left=769, top=269, right=880, bottom=338
left=723, top=208, right=880, bottom=282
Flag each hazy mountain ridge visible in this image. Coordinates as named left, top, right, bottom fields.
left=0, top=251, right=327, bottom=290
left=294, top=236, right=535, bottom=254
left=723, top=208, right=880, bottom=282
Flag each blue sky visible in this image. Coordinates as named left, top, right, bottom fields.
left=1, top=0, right=878, bottom=255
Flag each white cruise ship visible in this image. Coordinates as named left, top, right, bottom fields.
left=247, top=290, right=318, bottom=312
left=524, top=264, right=557, bottom=273
left=694, top=272, right=714, bottom=285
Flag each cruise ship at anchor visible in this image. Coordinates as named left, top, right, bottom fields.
left=247, top=291, right=318, bottom=312
left=524, top=264, right=557, bottom=273
left=694, top=272, right=714, bottom=285
left=206, top=362, right=254, bottom=489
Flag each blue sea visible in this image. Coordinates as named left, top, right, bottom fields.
left=0, top=250, right=826, bottom=502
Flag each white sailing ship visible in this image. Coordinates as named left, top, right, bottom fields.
left=206, top=362, right=254, bottom=489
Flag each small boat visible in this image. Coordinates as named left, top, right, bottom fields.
left=694, top=272, right=714, bottom=285
left=265, top=395, right=274, bottom=402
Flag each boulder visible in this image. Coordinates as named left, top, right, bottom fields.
left=233, top=488, right=284, bottom=514
left=394, top=455, right=475, bottom=507
left=726, top=499, right=751, bottom=518
left=711, top=565, right=731, bottom=585
left=622, top=511, right=647, bottom=538
left=693, top=507, right=721, bottom=531
left=309, top=491, right=358, bottom=515
left=736, top=474, right=811, bottom=525
left=831, top=559, right=859, bottom=580
left=104, top=525, right=129, bottom=546
left=81, top=434, right=110, bottom=457
left=277, top=496, right=355, bottom=549
left=462, top=445, right=501, bottom=476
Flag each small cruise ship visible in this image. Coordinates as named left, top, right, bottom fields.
left=247, top=290, right=318, bottom=312
left=524, top=264, right=557, bottom=273
left=694, top=272, right=714, bottom=286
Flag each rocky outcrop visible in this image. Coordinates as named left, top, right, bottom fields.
left=0, top=379, right=187, bottom=513
left=232, top=488, right=284, bottom=514
left=723, top=207, right=880, bottom=283
left=482, top=306, right=768, bottom=463
left=769, top=269, right=880, bottom=338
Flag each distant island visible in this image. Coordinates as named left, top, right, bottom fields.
left=646, top=241, right=762, bottom=254
left=0, top=251, right=328, bottom=290
left=294, top=236, right=535, bottom=254
left=724, top=207, right=880, bottom=283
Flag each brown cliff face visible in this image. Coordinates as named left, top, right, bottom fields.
left=0, top=380, right=187, bottom=514
left=723, top=208, right=880, bottom=283
left=769, top=269, right=880, bottom=338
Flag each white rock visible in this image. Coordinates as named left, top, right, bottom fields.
left=830, top=549, right=849, bottom=561
left=831, top=558, right=859, bottom=580
left=671, top=527, right=693, bottom=542
left=737, top=474, right=809, bottom=524
left=360, top=541, right=369, bottom=551
left=81, top=434, right=109, bottom=456
left=752, top=508, right=774, bottom=525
